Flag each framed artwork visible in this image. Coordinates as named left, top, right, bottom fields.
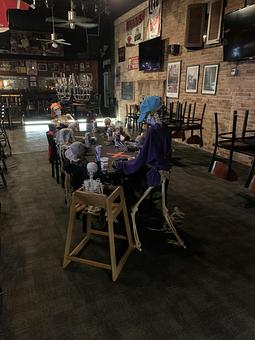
left=121, top=82, right=134, bottom=100
left=118, top=46, right=126, bottom=62
left=185, top=65, right=199, bottom=93
left=54, top=63, right=59, bottom=72
left=202, top=64, right=219, bottom=95
left=26, top=60, right=37, bottom=76
left=115, top=66, right=121, bottom=86
left=166, top=61, right=181, bottom=98
left=48, top=63, right=56, bottom=72
left=38, top=63, right=47, bottom=72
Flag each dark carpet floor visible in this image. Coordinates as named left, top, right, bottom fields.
left=1, top=143, right=255, bottom=340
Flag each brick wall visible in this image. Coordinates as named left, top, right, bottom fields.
left=114, top=0, right=255, bottom=165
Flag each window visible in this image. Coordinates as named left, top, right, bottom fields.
left=185, top=0, right=224, bottom=49
left=205, top=0, right=224, bottom=45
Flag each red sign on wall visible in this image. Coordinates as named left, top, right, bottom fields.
left=128, top=56, right=139, bottom=70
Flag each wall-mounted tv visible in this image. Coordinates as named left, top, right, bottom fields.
left=223, top=5, right=255, bottom=61
left=139, top=37, right=162, bottom=71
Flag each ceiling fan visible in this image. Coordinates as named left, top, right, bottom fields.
left=45, top=0, right=98, bottom=30
left=37, top=7, right=71, bottom=48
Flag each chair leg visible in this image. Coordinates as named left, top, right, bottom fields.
left=227, top=148, right=234, bottom=179
left=1, top=125, right=12, bottom=155
left=61, top=171, right=65, bottom=188
left=199, top=128, right=203, bottom=147
left=120, top=187, right=134, bottom=249
left=55, top=160, right=60, bottom=184
left=51, top=161, right=55, bottom=178
left=245, top=157, right=255, bottom=188
left=0, top=148, right=7, bottom=172
left=208, top=144, right=218, bottom=172
left=107, top=212, right=118, bottom=281
left=63, top=200, right=76, bottom=268
left=0, top=166, right=7, bottom=187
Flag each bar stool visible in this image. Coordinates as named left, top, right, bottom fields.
left=63, top=185, right=134, bottom=281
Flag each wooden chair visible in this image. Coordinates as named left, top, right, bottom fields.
left=63, top=185, right=134, bottom=281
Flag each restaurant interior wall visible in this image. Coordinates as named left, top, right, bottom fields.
left=0, top=57, right=98, bottom=119
left=114, top=0, right=255, bottom=165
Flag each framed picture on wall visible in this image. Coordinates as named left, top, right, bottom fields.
left=118, top=46, right=126, bottom=62
left=166, top=61, right=181, bottom=98
left=121, top=81, right=134, bottom=100
left=38, top=63, right=47, bottom=72
left=202, top=64, right=219, bottom=95
left=185, top=65, right=199, bottom=93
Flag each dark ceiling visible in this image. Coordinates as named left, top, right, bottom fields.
left=5, top=0, right=144, bottom=58
left=8, top=0, right=145, bottom=31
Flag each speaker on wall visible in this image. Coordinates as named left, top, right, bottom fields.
left=168, top=44, right=180, bottom=55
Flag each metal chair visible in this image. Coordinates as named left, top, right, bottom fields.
left=208, top=110, right=255, bottom=187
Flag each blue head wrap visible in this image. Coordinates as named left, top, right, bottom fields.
left=138, top=96, right=162, bottom=123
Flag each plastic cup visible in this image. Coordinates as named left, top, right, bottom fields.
left=100, top=157, right=109, bottom=173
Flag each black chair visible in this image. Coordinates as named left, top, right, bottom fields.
left=0, top=104, right=12, bottom=156
left=186, top=103, right=206, bottom=147
left=125, top=104, right=139, bottom=130
left=208, top=110, right=255, bottom=187
left=46, top=131, right=60, bottom=184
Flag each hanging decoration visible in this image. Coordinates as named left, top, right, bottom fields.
left=0, top=0, right=34, bottom=33
left=126, top=10, right=145, bottom=47
left=146, top=0, right=162, bottom=40
left=55, top=73, right=93, bottom=103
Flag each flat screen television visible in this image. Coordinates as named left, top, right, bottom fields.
left=223, top=5, right=255, bottom=61
left=139, top=37, right=162, bottom=71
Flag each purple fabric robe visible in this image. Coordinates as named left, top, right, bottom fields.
left=116, top=123, right=171, bottom=186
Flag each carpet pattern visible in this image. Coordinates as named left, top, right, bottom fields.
left=1, top=143, right=255, bottom=340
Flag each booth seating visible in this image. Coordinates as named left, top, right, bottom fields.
left=208, top=110, right=255, bottom=187
left=63, top=185, right=134, bottom=281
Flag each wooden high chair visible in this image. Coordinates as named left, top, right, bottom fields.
left=63, top=185, right=134, bottom=281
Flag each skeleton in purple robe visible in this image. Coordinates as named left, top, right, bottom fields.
left=115, top=96, right=171, bottom=187
left=115, top=96, right=185, bottom=251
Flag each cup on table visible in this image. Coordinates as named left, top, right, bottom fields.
left=100, top=157, right=109, bottom=173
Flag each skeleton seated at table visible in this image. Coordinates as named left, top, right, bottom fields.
left=114, top=96, right=186, bottom=251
